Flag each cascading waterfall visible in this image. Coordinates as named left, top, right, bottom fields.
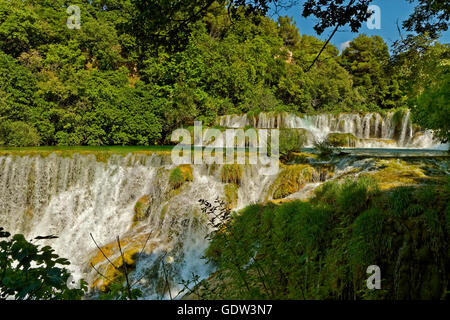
left=217, top=111, right=444, bottom=149
left=0, top=145, right=448, bottom=299
left=0, top=114, right=447, bottom=299
left=0, top=153, right=275, bottom=299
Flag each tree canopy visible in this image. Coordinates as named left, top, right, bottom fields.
left=0, top=0, right=448, bottom=146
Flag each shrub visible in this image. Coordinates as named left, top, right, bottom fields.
left=312, top=180, right=341, bottom=205
left=336, top=176, right=379, bottom=216
left=278, top=129, right=308, bottom=161
left=0, top=121, right=40, bottom=147
left=388, top=187, right=414, bottom=218
left=313, top=140, right=334, bottom=158
left=326, top=133, right=358, bottom=147
left=313, top=176, right=379, bottom=215
left=349, top=208, right=385, bottom=266
left=0, top=228, right=87, bottom=300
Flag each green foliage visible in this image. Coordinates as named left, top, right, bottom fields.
left=326, top=133, right=358, bottom=147
left=389, top=187, right=415, bottom=218
left=349, top=208, right=384, bottom=266
left=0, top=228, right=87, bottom=300
left=412, top=66, right=449, bottom=142
left=97, top=276, right=143, bottom=300
left=340, top=34, right=405, bottom=109
left=0, top=51, right=40, bottom=122
left=202, top=177, right=449, bottom=300
left=269, top=164, right=315, bottom=199
left=278, top=129, right=308, bottom=160
left=0, top=1, right=447, bottom=147
left=0, top=120, right=40, bottom=147
left=169, top=165, right=193, bottom=189
left=335, top=176, right=379, bottom=216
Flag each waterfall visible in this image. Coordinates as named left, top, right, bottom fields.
left=0, top=153, right=274, bottom=299
left=217, top=111, right=443, bottom=149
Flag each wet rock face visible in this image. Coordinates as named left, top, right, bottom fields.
left=89, top=231, right=154, bottom=291
left=133, top=195, right=151, bottom=222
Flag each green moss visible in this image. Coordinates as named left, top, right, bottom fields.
left=269, top=164, right=316, bottom=199
left=221, top=164, right=243, bottom=185
left=224, top=183, right=239, bottom=209
left=326, top=133, right=358, bottom=147
left=0, top=146, right=175, bottom=163
left=169, top=165, right=193, bottom=189
left=368, top=159, right=427, bottom=190
left=133, top=195, right=151, bottom=222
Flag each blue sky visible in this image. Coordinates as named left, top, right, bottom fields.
left=268, top=0, right=450, bottom=52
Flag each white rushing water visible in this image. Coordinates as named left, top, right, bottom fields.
left=0, top=112, right=447, bottom=299
left=217, top=111, right=444, bottom=149
left=0, top=153, right=275, bottom=299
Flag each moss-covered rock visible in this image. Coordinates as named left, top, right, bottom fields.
left=224, top=183, right=239, bottom=209
left=291, top=152, right=318, bottom=164
left=269, top=164, right=317, bottom=199
left=90, top=232, right=155, bottom=292
left=368, top=159, right=427, bottom=190
left=326, top=133, right=358, bottom=147
left=133, top=195, right=151, bottom=222
left=169, top=165, right=193, bottom=189
left=221, top=164, right=242, bottom=185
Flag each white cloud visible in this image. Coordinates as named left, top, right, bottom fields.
left=340, top=41, right=351, bottom=52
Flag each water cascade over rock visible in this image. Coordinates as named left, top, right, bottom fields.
left=0, top=153, right=277, bottom=298
left=217, top=111, right=443, bottom=149
left=0, top=148, right=448, bottom=298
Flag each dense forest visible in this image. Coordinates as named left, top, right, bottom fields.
left=0, top=0, right=448, bottom=147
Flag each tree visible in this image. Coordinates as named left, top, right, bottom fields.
left=412, top=63, right=449, bottom=142
left=278, top=16, right=301, bottom=48
left=392, top=34, right=449, bottom=102
left=0, top=51, right=41, bottom=122
left=403, top=0, right=450, bottom=38
left=0, top=0, right=43, bottom=57
left=0, top=120, right=40, bottom=147
left=129, top=0, right=372, bottom=55
left=341, top=35, right=404, bottom=109
left=0, top=228, right=87, bottom=300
